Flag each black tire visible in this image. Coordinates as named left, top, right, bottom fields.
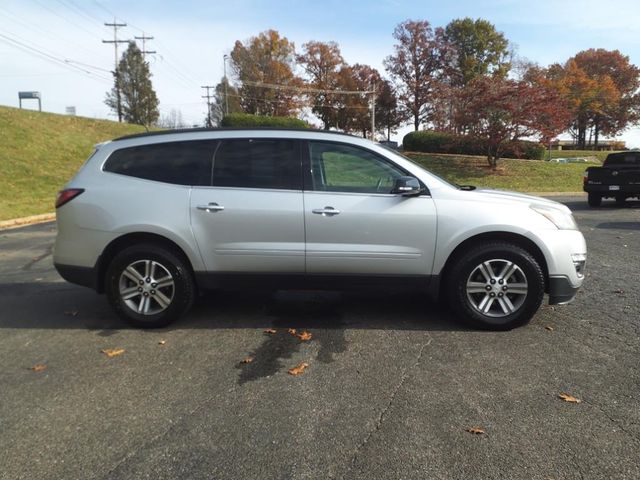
left=587, top=193, right=601, bottom=207
left=105, top=244, right=195, bottom=328
left=615, top=195, right=626, bottom=206
left=446, top=242, right=545, bottom=331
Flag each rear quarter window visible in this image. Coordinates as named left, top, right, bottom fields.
left=103, top=140, right=216, bottom=186
left=603, top=152, right=640, bottom=167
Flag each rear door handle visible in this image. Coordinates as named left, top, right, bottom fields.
left=197, top=202, right=224, bottom=212
left=312, top=206, right=340, bottom=216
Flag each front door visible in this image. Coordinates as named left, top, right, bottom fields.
left=303, top=141, right=437, bottom=277
left=190, top=138, right=305, bottom=274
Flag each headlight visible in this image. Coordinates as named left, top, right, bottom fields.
left=530, top=205, right=578, bottom=230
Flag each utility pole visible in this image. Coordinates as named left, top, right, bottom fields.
left=370, top=83, right=376, bottom=141
left=134, top=32, right=156, bottom=58
left=223, top=54, right=229, bottom=116
left=103, top=19, right=128, bottom=122
left=201, top=85, right=214, bottom=127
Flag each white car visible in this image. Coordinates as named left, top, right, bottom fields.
left=54, top=128, right=586, bottom=330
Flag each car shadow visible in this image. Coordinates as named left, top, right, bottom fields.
left=595, top=222, right=640, bottom=230
left=0, top=282, right=468, bottom=333
left=561, top=199, right=640, bottom=212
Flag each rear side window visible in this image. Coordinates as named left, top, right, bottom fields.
left=604, top=152, right=640, bottom=166
left=104, top=140, right=216, bottom=186
left=212, top=139, right=301, bottom=190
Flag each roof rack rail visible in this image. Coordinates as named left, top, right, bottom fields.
left=113, top=126, right=359, bottom=142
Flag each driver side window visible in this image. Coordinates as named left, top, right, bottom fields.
left=309, top=141, right=404, bottom=193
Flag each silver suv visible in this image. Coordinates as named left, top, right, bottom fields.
left=54, top=129, right=586, bottom=330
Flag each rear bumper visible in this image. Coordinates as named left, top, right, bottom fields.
left=54, top=263, right=98, bottom=290
left=548, top=275, right=579, bottom=305
left=584, top=185, right=640, bottom=195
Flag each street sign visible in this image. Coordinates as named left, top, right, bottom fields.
left=18, top=91, right=40, bottom=99
left=18, top=91, right=42, bottom=111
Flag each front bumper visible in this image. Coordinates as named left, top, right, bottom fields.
left=548, top=275, right=579, bottom=305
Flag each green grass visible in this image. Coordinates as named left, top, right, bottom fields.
left=0, top=106, right=148, bottom=220
left=406, top=153, right=590, bottom=193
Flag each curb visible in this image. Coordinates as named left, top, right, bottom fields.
left=530, top=192, right=586, bottom=197
left=0, top=213, right=55, bottom=231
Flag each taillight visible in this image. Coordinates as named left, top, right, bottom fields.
left=583, top=170, right=588, bottom=186
left=55, top=188, right=84, bottom=208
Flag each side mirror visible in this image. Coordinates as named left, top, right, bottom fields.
left=392, top=176, right=423, bottom=196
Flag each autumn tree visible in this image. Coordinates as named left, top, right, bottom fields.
left=297, top=41, right=345, bottom=129
left=457, top=77, right=570, bottom=168
left=105, top=42, right=159, bottom=126
left=442, top=18, right=511, bottom=87
left=229, top=30, right=304, bottom=117
left=376, top=80, right=405, bottom=141
left=573, top=49, right=640, bottom=147
left=544, top=49, right=640, bottom=148
left=384, top=20, right=449, bottom=130
left=347, top=64, right=382, bottom=138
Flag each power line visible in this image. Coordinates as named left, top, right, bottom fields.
left=30, top=0, right=104, bottom=42
left=242, top=80, right=374, bottom=96
left=0, top=33, right=111, bottom=83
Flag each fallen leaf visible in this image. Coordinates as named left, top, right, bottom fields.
left=101, top=348, right=125, bottom=358
left=158, top=340, right=166, bottom=345
left=287, top=328, right=297, bottom=335
left=558, top=393, right=581, bottom=404
left=64, top=310, right=79, bottom=316
left=264, top=328, right=276, bottom=334
left=240, top=356, right=254, bottom=364
left=30, top=364, right=47, bottom=372
left=465, top=427, right=485, bottom=435
left=297, top=331, right=312, bottom=341
left=288, top=362, right=309, bottom=376
left=545, top=326, right=554, bottom=331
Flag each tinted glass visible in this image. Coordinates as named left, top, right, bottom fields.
left=309, top=142, right=404, bottom=193
left=104, top=140, right=215, bottom=186
left=604, top=152, right=640, bottom=166
left=212, top=139, right=301, bottom=190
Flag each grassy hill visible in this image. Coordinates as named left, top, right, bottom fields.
left=0, top=106, right=147, bottom=220
left=0, top=105, right=592, bottom=221
left=407, top=153, right=592, bottom=193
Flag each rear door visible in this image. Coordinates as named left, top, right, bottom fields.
left=303, top=140, right=437, bottom=277
left=190, top=138, right=305, bottom=273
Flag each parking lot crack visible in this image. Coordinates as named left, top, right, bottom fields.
left=339, top=336, right=432, bottom=479
left=583, top=399, right=640, bottom=445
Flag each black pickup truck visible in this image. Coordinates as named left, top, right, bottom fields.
left=583, top=151, right=640, bottom=207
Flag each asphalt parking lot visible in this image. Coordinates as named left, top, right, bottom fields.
left=0, top=196, right=638, bottom=480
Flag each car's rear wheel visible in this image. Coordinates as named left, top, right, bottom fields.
left=105, top=244, right=195, bottom=328
left=587, top=193, right=602, bottom=207
left=446, top=242, right=545, bottom=330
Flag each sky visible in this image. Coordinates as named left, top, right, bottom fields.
left=1, top=0, right=640, bottom=146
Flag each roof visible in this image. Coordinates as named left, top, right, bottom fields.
left=113, top=127, right=358, bottom=142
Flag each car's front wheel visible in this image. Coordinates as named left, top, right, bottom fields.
left=446, top=242, right=545, bottom=330
left=105, top=244, right=195, bottom=328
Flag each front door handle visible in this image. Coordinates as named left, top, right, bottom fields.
left=197, top=202, right=224, bottom=213
left=312, top=206, right=340, bottom=216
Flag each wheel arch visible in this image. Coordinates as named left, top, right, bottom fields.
left=96, top=232, right=196, bottom=293
left=431, top=231, right=550, bottom=300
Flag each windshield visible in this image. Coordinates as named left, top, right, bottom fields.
left=378, top=145, right=462, bottom=189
